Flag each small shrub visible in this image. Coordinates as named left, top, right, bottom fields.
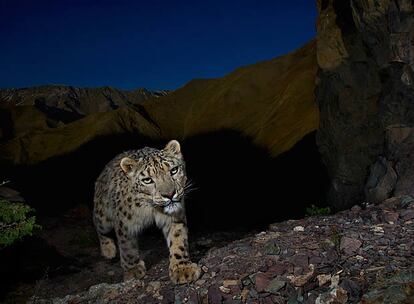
left=0, top=199, right=41, bottom=247
left=305, top=204, right=331, bottom=217
left=330, top=229, right=341, bottom=248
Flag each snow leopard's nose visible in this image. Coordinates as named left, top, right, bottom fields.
left=162, top=191, right=176, bottom=200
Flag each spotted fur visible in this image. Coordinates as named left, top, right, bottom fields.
left=93, top=140, right=200, bottom=284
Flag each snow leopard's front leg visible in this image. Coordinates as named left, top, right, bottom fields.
left=164, top=222, right=201, bottom=284
left=115, top=222, right=146, bottom=281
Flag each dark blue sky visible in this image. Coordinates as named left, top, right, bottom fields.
left=0, top=0, right=316, bottom=90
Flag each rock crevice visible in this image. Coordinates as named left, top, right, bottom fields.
left=316, top=0, right=414, bottom=209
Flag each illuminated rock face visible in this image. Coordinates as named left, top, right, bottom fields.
left=316, top=0, right=414, bottom=209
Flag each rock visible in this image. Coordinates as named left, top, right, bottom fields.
left=387, top=127, right=414, bottom=198
left=365, top=157, right=398, bottom=204
left=146, top=281, right=161, bottom=293
left=207, top=286, right=223, bottom=304
left=263, top=240, right=281, bottom=255
left=400, top=209, right=414, bottom=220
left=380, top=196, right=401, bottom=209
left=266, top=263, right=289, bottom=277
left=317, top=274, right=331, bottom=287
left=249, top=288, right=258, bottom=298
left=351, top=205, right=362, bottom=213
left=287, top=264, right=314, bottom=287
left=291, top=253, right=309, bottom=269
left=219, top=286, right=231, bottom=294
left=293, top=267, right=303, bottom=276
left=188, top=292, right=200, bottom=304
left=286, top=296, right=301, bottom=304
left=315, top=286, right=348, bottom=304
left=0, top=186, right=25, bottom=202
left=269, top=295, right=285, bottom=304
left=400, top=195, right=414, bottom=208
left=241, top=275, right=253, bottom=287
left=222, top=280, right=238, bottom=288
left=293, top=226, right=305, bottom=232
left=361, top=270, right=414, bottom=304
left=309, top=255, right=322, bottom=265
left=228, top=285, right=241, bottom=295
left=264, top=279, right=286, bottom=294
left=339, top=279, right=361, bottom=303
left=205, top=257, right=221, bottom=268
left=329, top=275, right=340, bottom=288
left=370, top=226, right=384, bottom=235
left=254, top=273, right=271, bottom=292
left=340, top=237, right=362, bottom=255
left=256, top=231, right=267, bottom=237
left=382, top=210, right=399, bottom=224
left=240, top=288, right=249, bottom=303
left=281, top=248, right=295, bottom=258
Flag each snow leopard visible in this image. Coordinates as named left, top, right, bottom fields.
left=93, top=140, right=201, bottom=284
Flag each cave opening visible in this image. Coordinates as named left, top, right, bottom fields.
left=1, top=129, right=329, bottom=300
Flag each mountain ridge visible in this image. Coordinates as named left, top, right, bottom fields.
left=0, top=40, right=318, bottom=165
left=0, top=85, right=169, bottom=118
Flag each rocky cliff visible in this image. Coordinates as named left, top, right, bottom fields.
left=316, top=0, right=414, bottom=209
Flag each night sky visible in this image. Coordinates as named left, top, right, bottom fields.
left=0, top=0, right=317, bottom=90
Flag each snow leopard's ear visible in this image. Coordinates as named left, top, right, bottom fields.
left=120, top=157, right=138, bottom=175
left=164, top=140, right=182, bottom=157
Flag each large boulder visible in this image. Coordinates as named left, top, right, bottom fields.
left=315, top=0, right=414, bottom=209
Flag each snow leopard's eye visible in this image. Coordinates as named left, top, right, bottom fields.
left=142, top=177, right=154, bottom=184
left=170, top=166, right=179, bottom=175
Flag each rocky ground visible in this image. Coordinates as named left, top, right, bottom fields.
left=17, top=195, right=413, bottom=304
left=2, top=201, right=255, bottom=303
